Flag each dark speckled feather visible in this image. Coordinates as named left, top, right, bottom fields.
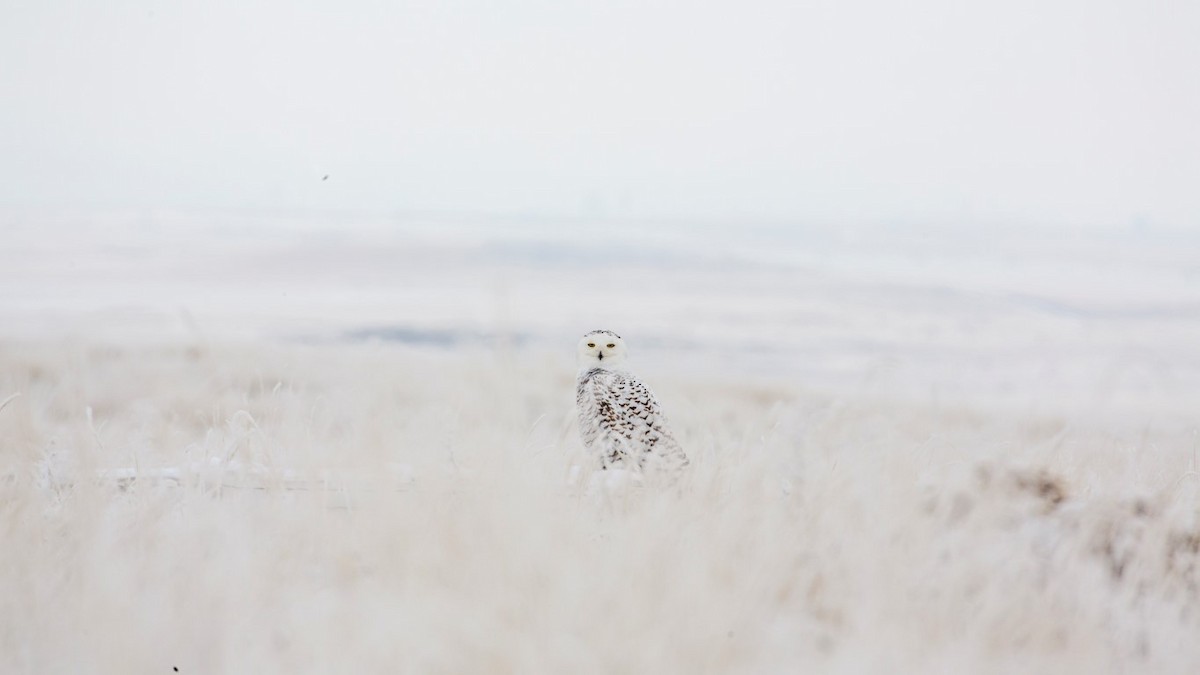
left=576, top=367, right=688, bottom=473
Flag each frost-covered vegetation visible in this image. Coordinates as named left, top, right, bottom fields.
left=2, top=339, right=1198, bottom=673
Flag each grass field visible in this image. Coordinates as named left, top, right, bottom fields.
left=2, top=214, right=1198, bottom=673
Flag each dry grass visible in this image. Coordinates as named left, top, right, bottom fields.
left=1, top=339, right=1198, bottom=674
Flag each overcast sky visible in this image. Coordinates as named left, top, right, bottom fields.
left=1, top=0, right=1197, bottom=228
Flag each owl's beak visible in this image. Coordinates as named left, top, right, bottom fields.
left=597, top=352, right=604, bottom=361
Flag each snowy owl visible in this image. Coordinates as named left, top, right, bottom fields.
left=575, top=329, right=689, bottom=475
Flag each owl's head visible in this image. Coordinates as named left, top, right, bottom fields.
left=577, top=329, right=628, bottom=369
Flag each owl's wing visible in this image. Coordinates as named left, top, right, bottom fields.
left=584, top=374, right=643, bottom=468
left=611, top=373, right=689, bottom=473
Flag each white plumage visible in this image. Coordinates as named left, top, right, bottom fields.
left=575, top=329, right=688, bottom=476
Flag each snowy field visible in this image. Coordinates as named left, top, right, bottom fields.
left=2, top=211, right=1200, bottom=673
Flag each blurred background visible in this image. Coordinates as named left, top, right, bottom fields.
left=2, top=0, right=1198, bottom=425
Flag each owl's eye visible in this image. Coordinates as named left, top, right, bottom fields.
left=606, top=343, right=615, bottom=348
left=587, top=343, right=595, bottom=348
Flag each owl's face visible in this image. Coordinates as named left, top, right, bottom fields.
left=577, top=330, right=627, bottom=369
